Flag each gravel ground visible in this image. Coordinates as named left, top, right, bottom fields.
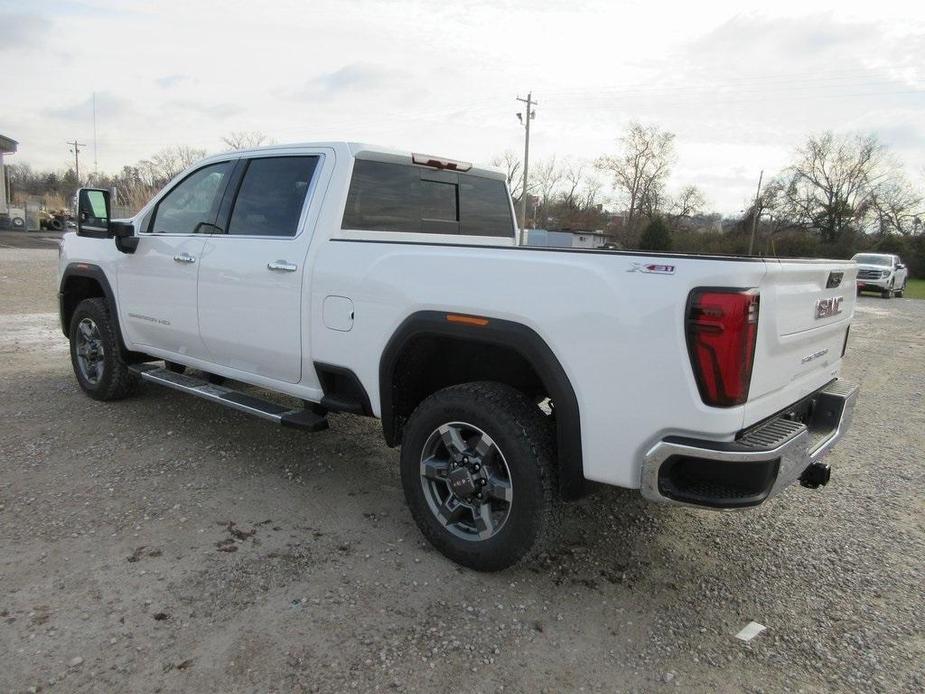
left=1, top=238, right=923, bottom=693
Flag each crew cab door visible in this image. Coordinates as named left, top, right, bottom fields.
left=117, top=160, right=235, bottom=356
left=196, top=153, right=325, bottom=383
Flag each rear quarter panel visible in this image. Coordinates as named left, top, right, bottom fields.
left=310, top=241, right=769, bottom=488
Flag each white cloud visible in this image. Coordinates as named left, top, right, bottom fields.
left=0, top=11, right=46, bottom=51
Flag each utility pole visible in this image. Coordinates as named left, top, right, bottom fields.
left=747, top=169, right=764, bottom=255
left=67, top=140, right=86, bottom=184
left=516, top=92, right=537, bottom=244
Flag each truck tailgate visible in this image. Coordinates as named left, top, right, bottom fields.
left=743, top=260, right=856, bottom=426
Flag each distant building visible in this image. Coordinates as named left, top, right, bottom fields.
left=524, top=228, right=611, bottom=249
left=0, top=134, right=23, bottom=229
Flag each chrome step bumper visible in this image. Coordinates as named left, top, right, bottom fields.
left=641, top=379, right=859, bottom=509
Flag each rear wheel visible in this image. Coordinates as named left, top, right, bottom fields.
left=69, top=298, right=138, bottom=401
left=400, top=382, right=557, bottom=571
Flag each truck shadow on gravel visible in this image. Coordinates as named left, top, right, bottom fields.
left=41, top=376, right=820, bottom=592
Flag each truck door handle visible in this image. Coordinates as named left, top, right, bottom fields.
left=173, top=253, right=196, bottom=264
left=267, top=261, right=298, bottom=272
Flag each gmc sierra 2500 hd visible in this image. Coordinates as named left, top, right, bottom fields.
left=60, top=142, right=859, bottom=570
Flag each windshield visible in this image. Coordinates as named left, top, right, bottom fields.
left=853, top=254, right=892, bottom=267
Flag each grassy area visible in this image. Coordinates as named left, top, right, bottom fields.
left=903, top=279, right=925, bottom=300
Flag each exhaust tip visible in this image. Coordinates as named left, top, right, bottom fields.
left=800, top=462, right=831, bottom=489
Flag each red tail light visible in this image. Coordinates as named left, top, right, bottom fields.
left=686, top=289, right=760, bottom=407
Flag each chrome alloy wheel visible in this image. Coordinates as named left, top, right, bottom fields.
left=419, top=422, right=514, bottom=541
left=75, top=317, right=105, bottom=384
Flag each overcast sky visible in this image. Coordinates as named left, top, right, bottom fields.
left=1, top=0, right=923, bottom=213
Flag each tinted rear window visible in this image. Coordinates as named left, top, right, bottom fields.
left=342, top=159, right=514, bottom=237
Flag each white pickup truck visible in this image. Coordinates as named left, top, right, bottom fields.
left=60, top=142, right=859, bottom=570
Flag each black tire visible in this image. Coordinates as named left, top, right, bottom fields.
left=49, top=218, right=63, bottom=231
left=896, top=282, right=905, bottom=298
left=69, top=297, right=138, bottom=401
left=11, top=216, right=25, bottom=229
left=400, top=381, right=557, bottom=571
left=164, top=361, right=186, bottom=374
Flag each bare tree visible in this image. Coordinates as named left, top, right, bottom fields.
left=561, top=160, right=585, bottom=208
left=532, top=157, right=565, bottom=227
left=670, top=185, right=706, bottom=219
left=579, top=174, right=604, bottom=210
left=549, top=161, right=608, bottom=229
left=750, top=177, right=793, bottom=241
left=221, top=131, right=273, bottom=151
left=595, top=121, right=675, bottom=232
left=780, top=132, right=886, bottom=243
left=664, top=185, right=706, bottom=230
left=869, top=175, right=924, bottom=236
left=138, top=145, right=207, bottom=188
left=638, top=179, right=667, bottom=220
left=490, top=150, right=523, bottom=202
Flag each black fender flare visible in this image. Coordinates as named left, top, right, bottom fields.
left=59, top=263, right=142, bottom=361
left=379, top=310, right=585, bottom=499
left=59, top=263, right=118, bottom=334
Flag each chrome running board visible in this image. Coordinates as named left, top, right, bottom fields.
left=129, top=364, right=329, bottom=432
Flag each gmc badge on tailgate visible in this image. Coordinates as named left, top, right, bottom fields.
left=815, top=296, right=844, bottom=319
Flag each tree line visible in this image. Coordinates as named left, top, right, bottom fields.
left=6, top=131, right=272, bottom=213
left=8, top=126, right=923, bottom=275
left=495, top=122, right=924, bottom=275
left=493, top=123, right=717, bottom=242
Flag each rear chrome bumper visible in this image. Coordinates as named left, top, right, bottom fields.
left=641, top=379, right=859, bottom=509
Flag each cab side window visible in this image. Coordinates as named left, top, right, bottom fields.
left=149, top=162, right=232, bottom=234
left=226, top=156, right=320, bottom=237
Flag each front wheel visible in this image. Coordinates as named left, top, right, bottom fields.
left=400, top=382, right=557, bottom=571
left=896, top=281, right=906, bottom=298
left=69, top=298, right=138, bottom=401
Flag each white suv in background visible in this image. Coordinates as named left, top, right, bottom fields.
left=853, top=253, right=909, bottom=298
